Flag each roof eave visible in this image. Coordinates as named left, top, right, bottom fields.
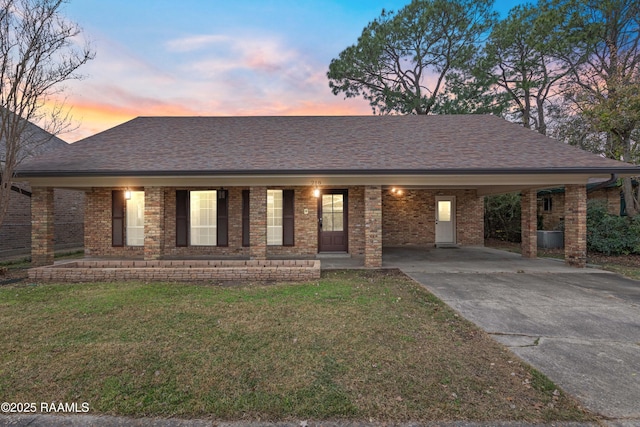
left=15, top=167, right=640, bottom=179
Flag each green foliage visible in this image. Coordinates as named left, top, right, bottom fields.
left=327, top=0, right=497, bottom=115
left=586, top=200, right=640, bottom=255
left=484, top=193, right=521, bottom=242
left=481, top=2, right=580, bottom=134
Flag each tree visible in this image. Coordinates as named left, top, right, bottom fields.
left=556, top=0, right=640, bottom=215
left=481, top=3, right=583, bottom=135
left=0, top=0, right=93, bottom=229
left=327, top=0, right=497, bottom=115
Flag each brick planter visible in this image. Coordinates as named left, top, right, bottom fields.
left=29, top=260, right=321, bottom=283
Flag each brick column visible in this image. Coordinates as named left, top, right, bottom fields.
left=144, top=187, right=165, bottom=260
left=564, top=184, right=587, bottom=267
left=31, top=187, right=55, bottom=266
left=521, top=189, right=537, bottom=258
left=364, top=185, right=382, bottom=268
left=249, top=186, right=267, bottom=260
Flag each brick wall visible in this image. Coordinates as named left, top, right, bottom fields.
left=31, top=187, right=54, bottom=266
left=382, top=189, right=484, bottom=247
left=83, top=185, right=487, bottom=259
left=84, top=186, right=369, bottom=259
left=348, top=186, right=365, bottom=255
left=564, top=184, right=587, bottom=267
left=538, top=193, right=564, bottom=230
left=0, top=183, right=31, bottom=255
left=84, top=188, right=144, bottom=258
left=364, top=186, right=382, bottom=267
left=539, top=187, right=620, bottom=230
left=589, top=187, right=620, bottom=215
left=0, top=182, right=84, bottom=258
left=521, top=189, right=537, bottom=258
left=29, top=259, right=321, bottom=283
left=144, top=187, right=165, bottom=260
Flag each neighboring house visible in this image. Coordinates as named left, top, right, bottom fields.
left=538, top=179, right=623, bottom=231
left=0, top=120, right=84, bottom=258
left=16, top=115, right=639, bottom=269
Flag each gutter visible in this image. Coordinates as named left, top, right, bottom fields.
left=15, top=167, right=640, bottom=179
left=587, top=174, right=618, bottom=193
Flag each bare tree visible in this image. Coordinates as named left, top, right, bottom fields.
left=0, top=0, right=93, bottom=228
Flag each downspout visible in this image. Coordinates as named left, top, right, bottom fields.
left=0, top=172, right=33, bottom=197
left=587, top=174, right=618, bottom=194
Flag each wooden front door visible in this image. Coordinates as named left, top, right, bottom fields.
left=318, top=190, right=348, bottom=252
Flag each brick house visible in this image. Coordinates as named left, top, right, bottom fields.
left=538, top=179, right=623, bottom=231
left=0, top=121, right=84, bottom=258
left=16, top=115, right=639, bottom=269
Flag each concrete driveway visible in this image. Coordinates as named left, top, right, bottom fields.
left=385, top=247, right=640, bottom=424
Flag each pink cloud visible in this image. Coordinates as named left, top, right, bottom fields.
left=57, top=31, right=372, bottom=142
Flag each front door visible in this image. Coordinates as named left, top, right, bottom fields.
left=318, top=190, right=348, bottom=252
left=435, top=196, right=456, bottom=244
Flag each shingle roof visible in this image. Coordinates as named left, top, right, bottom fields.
left=0, top=115, right=67, bottom=164
left=16, top=115, right=638, bottom=176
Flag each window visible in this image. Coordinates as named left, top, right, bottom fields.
left=125, top=191, right=144, bottom=246
left=267, top=190, right=283, bottom=245
left=112, top=190, right=147, bottom=247
left=175, top=189, right=228, bottom=247
left=543, top=197, right=553, bottom=212
left=190, top=190, right=217, bottom=245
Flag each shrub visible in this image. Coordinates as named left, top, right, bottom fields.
left=586, top=200, right=640, bottom=255
left=484, top=193, right=521, bottom=242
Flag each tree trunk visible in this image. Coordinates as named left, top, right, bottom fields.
left=621, top=133, right=638, bottom=217
left=622, top=177, right=638, bottom=217
left=536, top=97, right=547, bottom=135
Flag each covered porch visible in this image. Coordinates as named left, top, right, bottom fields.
left=28, top=179, right=590, bottom=281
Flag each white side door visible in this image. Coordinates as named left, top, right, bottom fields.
left=435, top=196, right=456, bottom=244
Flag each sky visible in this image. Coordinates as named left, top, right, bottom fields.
left=59, top=0, right=526, bottom=142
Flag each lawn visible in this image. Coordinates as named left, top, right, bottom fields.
left=0, top=270, right=594, bottom=422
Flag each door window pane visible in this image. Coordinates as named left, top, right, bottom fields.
left=126, top=191, right=145, bottom=246
left=322, top=194, right=344, bottom=232
left=190, top=190, right=217, bottom=246
left=438, top=200, right=451, bottom=222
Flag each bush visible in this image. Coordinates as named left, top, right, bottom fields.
left=586, top=200, right=640, bottom=255
left=484, top=193, right=521, bottom=242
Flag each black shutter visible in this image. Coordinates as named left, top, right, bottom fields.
left=283, top=189, right=294, bottom=246
left=112, top=190, right=125, bottom=247
left=176, top=190, right=188, bottom=247
left=242, top=190, right=250, bottom=247
left=217, top=190, right=229, bottom=246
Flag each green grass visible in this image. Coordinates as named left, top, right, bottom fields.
left=0, top=270, right=594, bottom=422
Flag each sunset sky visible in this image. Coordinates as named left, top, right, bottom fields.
left=60, top=0, right=525, bottom=142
